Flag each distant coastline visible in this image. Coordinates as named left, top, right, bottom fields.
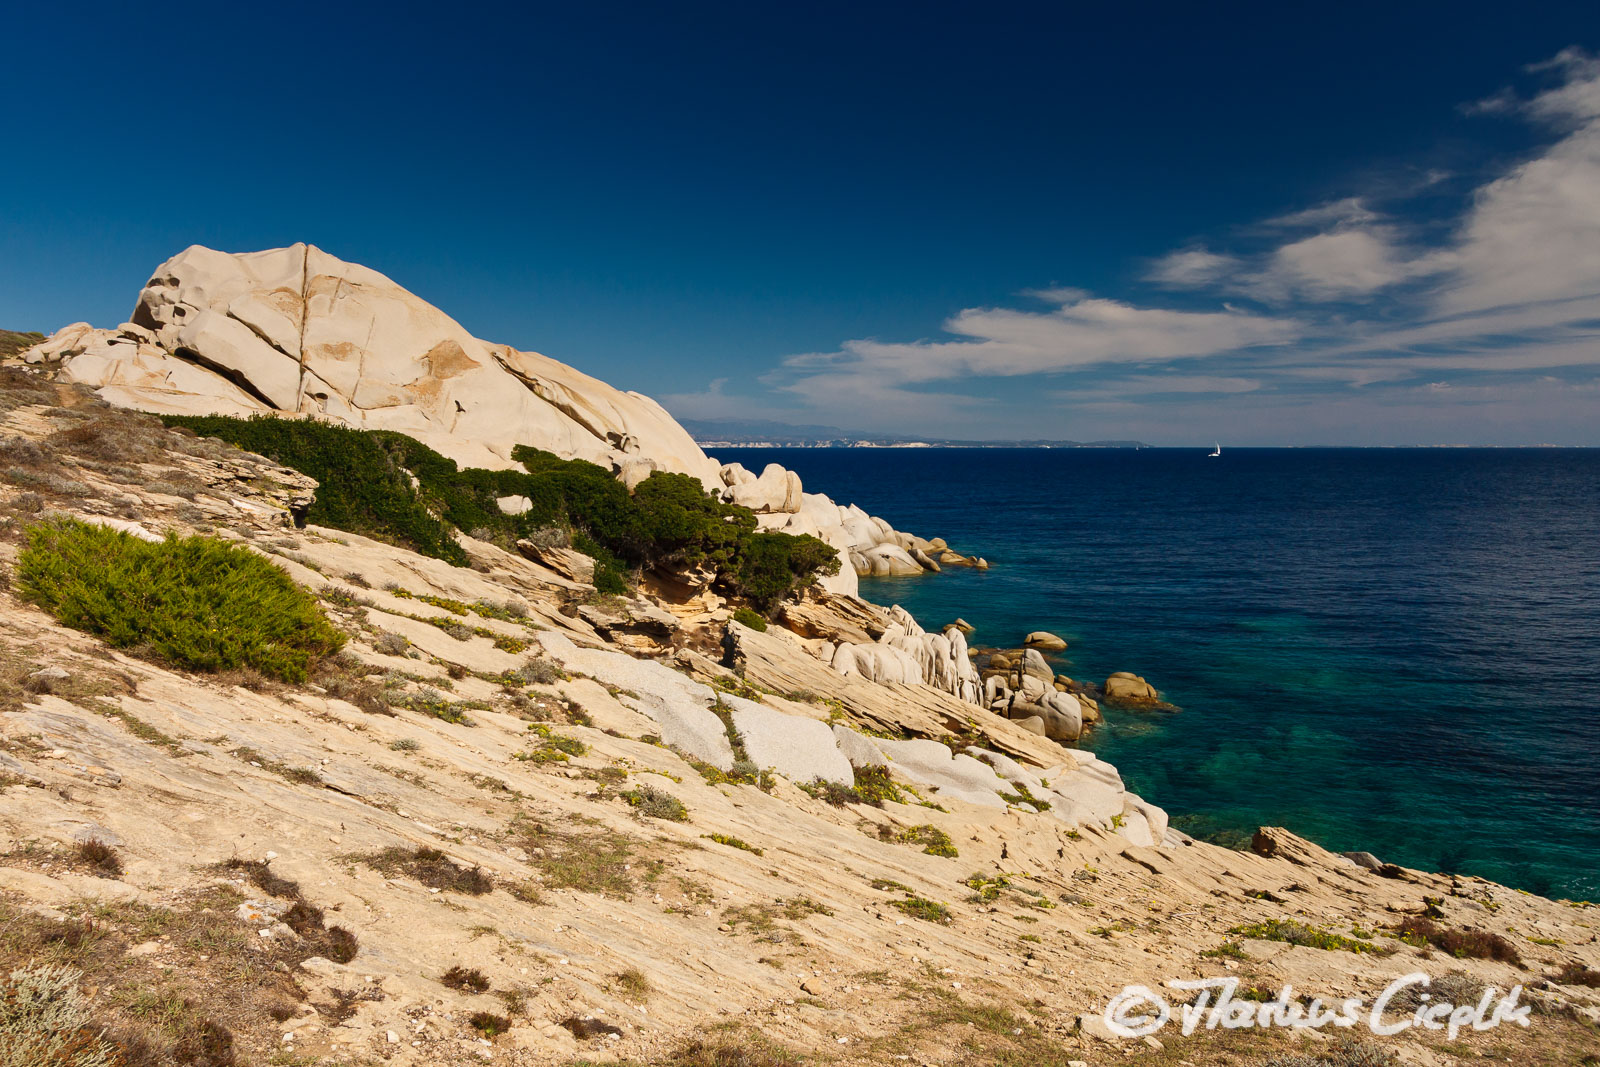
left=680, top=416, right=1148, bottom=449
left=694, top=439, right=1151, bottom=448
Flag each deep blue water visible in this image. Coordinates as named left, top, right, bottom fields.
left=721, top=448, right=1600, bottom=900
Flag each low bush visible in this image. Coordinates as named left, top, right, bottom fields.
left=731, top=606, right=768, bottom=632
left=890, top=896, right=953, bottom=923
left=361, top=846, right=493, bottom=895
left=1262, top=1037, right=1397, bottom=1067
left=0, top=329, right=45, bottom=359
left=17, top=517, right=345, bottom=682
left=515, top=656, right=563, bottom=685
left=1386, top=971, right=1486, bottom=1012
left=612, top=966, right=652, bottom=1001
left=622, top=783, right=689, bottom=821
left=1555, top=961, right=1600, bottom=987
left=440, top=966, right=490, bottom=994
left=469, top=1011, right=512, bottom=1036
left=888, top=824, right=958, bottom=858
left=75, top=839, right=122, bottom=878
left=161, top=416, right=839, bottom=608
left=1389, top=916, right=1522, bottom=965
left=703, top=833, right=762, bottom=855
left=1232, top=919, right=1383, bottom=954
left=0, top=963, right=121, bottom=1067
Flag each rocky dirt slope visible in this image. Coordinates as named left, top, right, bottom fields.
left=0, top=374, right=1596, bottom=1067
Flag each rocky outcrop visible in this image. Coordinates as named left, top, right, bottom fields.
left=22, top=244, right=721, bottom=486
left=1104, top=671, right=1159, bottom=701
left=823, top=606, right=981, bottom=705
left=17, top=244, right=983, bottom=601
left=715, top=464, right=981, bottom=597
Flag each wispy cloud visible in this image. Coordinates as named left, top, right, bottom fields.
left=666, top=49, right=1600, bottom=443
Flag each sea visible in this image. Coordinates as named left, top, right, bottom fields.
left=717, top=447, right=1600, bottom=901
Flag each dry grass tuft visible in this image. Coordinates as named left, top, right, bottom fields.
left=612, top=965, right=652, bottom=1001
left=359, top=846, right=494, bottom=895
left=74, top=838, right=123, bottom=877
left=440, top=965, right=490, bottom=994
left=1390, top=915, right=1523, bottom=965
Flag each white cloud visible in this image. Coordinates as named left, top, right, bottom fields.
left=691, top=50, right=1600, bottom=442
left=1147, top=249, right=1240, bottom=288
left=1245, top=226, right=1428, bottom=302
left=1260, top=196, right=1380, bottom=229
left=1431, top=119, right=1600, bottom=315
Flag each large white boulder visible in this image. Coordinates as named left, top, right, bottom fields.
left=27, top=244, right=722, bottom=487
left=724, top=462, right=803, bottom=513
left=858, top=543, right=923, bottom=577
left=725, top=696, right=853, bottom=785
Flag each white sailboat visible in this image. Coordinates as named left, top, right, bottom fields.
left=1208, top=441, right=1221, bottom=458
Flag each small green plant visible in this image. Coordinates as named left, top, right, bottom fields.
left=962, top=872, right=1012, bottom=902
left=1230, top=919, right=1384, bottom=954
left=731, top=606, right=768, bottom=632
left=852, top=765, right=907, bottom=805
left=612, top=967, right=652, bottom=1001
left=389, top=737, right=420, bottom=751
left=1200, top=940, right=1248, bottom=959
left=890, top=897, right=952, bottom=923
left=469, top=1011, right=511, bottom=1037
left=703, top=833, right=763, bottom=855
left=17, top=517, right=345, bottom=682
left=891, top=824, right=958, bottom=858
left=514, top=722, right=588, bottom=763
left=621, top=783, right=689, bottom=821
left=996, top=779, right=1052, bottom=812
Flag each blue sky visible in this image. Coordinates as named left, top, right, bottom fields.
left=4, top=2, right=1599, bottom=444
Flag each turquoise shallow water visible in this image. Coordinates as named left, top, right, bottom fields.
left=720, top=447, right=1600, bottom=900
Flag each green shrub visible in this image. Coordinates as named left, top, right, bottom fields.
left=703, top=833, right=763, bottom=855
left=18, top=517, right=344, bottom=682
left=162, top=415, right=470, bottom=564
left=893, top=824, right=958, bottom=858
left=162, top=416, right=838, bottom=608
left=731, top=606, right=768, bottom=632
left=515, top=722, right=589, bottom=763
left=621, top=783, right=689, bottom=821
left=890, top=896, right=953, bottom=923
left=1231, top=919, right=1383, bottom=954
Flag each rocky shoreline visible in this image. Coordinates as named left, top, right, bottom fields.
left=3, top=246, right=1597, bottom=1064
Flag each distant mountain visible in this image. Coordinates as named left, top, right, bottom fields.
left=681, top=418, right=1147, bottom=449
